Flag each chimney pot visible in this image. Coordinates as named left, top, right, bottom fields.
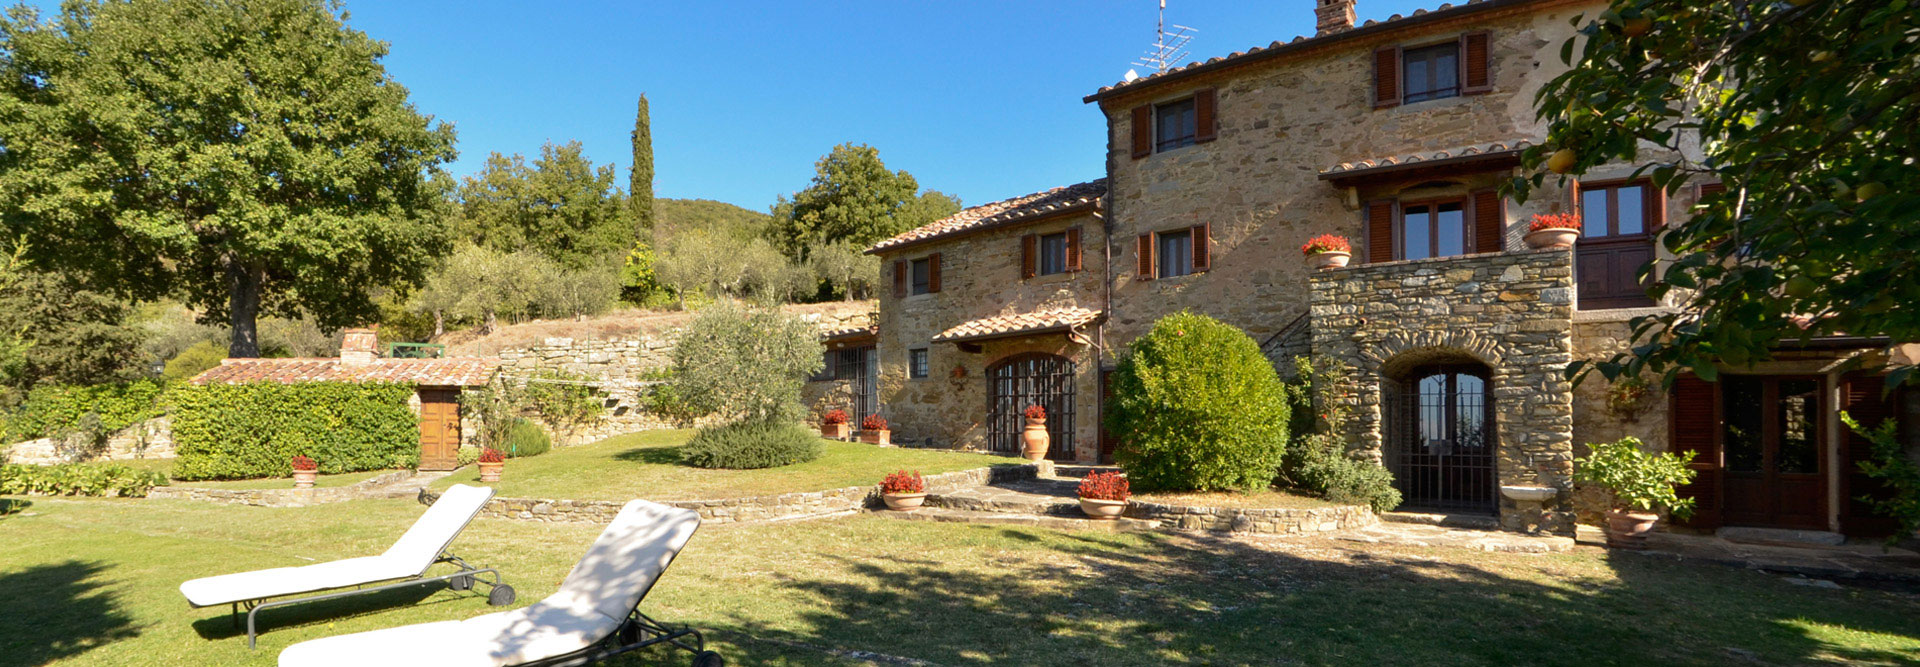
left=1316, top=0, right=1357, bottom=36
left=341, top=328, right=378, bottom=367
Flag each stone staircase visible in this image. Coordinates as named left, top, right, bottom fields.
left=881, top=472, right=1158, bottom=532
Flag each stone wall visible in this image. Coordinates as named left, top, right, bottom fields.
left=4, top=416, right=174, bottom=466
left=1309, top=248, right=1576, bottom=534
left=1124, top=500, right=1376, bottom=535
left=146, top=469, right=417, bottom=508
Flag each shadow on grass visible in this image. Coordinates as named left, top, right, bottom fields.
left=0, top=497, right=29, bottom=517
left=187, top=580, right=465, bottom=642
left=613, top=445, right=685, bottom=466
left=0, top=560, right=138, bottom=667
left=707, top=526, right=1920, bottom=665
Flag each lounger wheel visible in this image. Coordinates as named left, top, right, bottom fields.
left=692, top=650, right=724, bottom=667
left=487, top=584, right=515, bottom=606
left=448, top=574, right=474, bottom=591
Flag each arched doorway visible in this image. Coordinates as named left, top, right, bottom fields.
left=1384, top=362, right=1496, bottom=513
left=988, top=353, right=1076, bottom=461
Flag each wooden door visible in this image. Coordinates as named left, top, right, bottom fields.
left=1670, top=375, right=1724, bottom=528
left=1720, top=376, right=1827, bottom=530
left=418, top=388, right=461, bottom=471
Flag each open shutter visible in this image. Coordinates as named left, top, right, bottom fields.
left=1567, top=179, right=1583, bottom=217
left=1841, top=374, right=1900, bottom=537
left=892, top=260, right=906, bottom=298
left=1670, top=374, right=1723, bottom=529
left=1190, top=223, right=1210, bottom=271
left=1136, top=233, right=1155, bottom=280
left=1372, top=45, right=1402, bottom=108
left=1470, top=188, right=1504, bottom=253
left=1020, top=234, right=1037, bottom=279
left=1697, top=182, right=1727, bottom=201
left=1130, top=105, right=1153, bottom=159
left=1460, top=31, right=1492, bottom=94
left=1065, top=227, right=1083, bottom=272
left=1366, top=200, right=1396, bottom=263
left=927, top=253, right=942, bottom=293
left=1647, top=181, right=1669, bottom=229
left=1194, top=88, right=1218, bottom=143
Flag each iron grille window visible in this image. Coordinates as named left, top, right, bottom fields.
left=1403, top=42, right=1461, bottom=103
left=1155, top=98, right=1197, bottom=152
left=909, top=258, right=931, bottom=295
left=1037, top=232, right=1068, bottom=275
left=1157, top=229, right=1194, bottom=278
left=908, top=348, right=929, bottom=379
left=1400, top=199, right=1467, bottom=260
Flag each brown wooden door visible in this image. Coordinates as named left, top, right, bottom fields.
left=418, top=388, right=461, bottom=471
left=1720, top=376, right=1827, bottom=530
left=1841, top=374, right=1900, bottom=537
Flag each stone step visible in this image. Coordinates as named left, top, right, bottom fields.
left=1715, top=526, right=1847, bottom=548
left=881, top=507, right=1160, bottom=532
left=927, top=491, right=1081, bottom=517
left=1380, top=511, right=1501, bottom=530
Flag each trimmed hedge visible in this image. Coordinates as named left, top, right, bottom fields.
left=1106, top=312, right=1291, bottom=492
left=0, top=463, right=168, bottom=497
left=680, top=420, right=824, bottom=469
left=5, top=380, right=169, bottom=443
left=170, top=382, right=419, bottom=480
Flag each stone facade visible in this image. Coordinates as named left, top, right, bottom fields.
left=4, top=416, right=174, bottom=466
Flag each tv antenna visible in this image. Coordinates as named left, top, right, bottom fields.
left=1132, top=0, right=1196, bottom=75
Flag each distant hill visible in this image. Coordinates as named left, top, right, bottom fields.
left=653, top=198, right=772, bottom=245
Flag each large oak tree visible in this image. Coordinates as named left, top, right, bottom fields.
left=0, top=0, right=457, bottom=357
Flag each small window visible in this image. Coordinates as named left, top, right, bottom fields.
left=908, top=348, right=929, bottom=379
left=1157, top=230, right=1194, bottom=278
left=1155, top=98, right=1197, bottom=152
left=909, top=258, right=931, bottom=295
left=810, top=350, right=836, bottom=382
left=1037, top=233, right=1068, bottom=276
left=1400, top=200, right=1467, bottom=260
left=1402, top=42, right=1460, bottom=103
left=1580, top=183, right=1652, bottom=238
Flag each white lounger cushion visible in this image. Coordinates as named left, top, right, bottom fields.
left=179, top=484, right=496, bottom=608
left=279, top=499, right=701, bottom=667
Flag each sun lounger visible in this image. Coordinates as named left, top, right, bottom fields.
left=179, top=483, right=512, bottom=648
left=277, top=499, right=718, bottom=667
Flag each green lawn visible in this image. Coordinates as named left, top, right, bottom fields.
left=88, top=460, right=400, bottom=490
left=430, top=430, right=1017, bottom=501
left=3, top=496, right=1918, bottom=666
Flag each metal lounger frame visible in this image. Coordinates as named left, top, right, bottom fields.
left=226, top=551, right=506, bottom=649
left=518, top=608, right=709, bottom=667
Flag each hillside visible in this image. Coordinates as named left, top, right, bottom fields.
left=653, top=198, right=773, bottom=244
left=441, top=300, right=875, bottom=356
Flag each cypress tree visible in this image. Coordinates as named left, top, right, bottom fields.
left=629, top=94, right=656, bottom=231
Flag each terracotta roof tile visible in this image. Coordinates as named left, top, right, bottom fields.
left=1318, top=140, right=1533, bottom=177
left=868, top=180, right=1105, bottom=254
left=931, top=307, right=1103, bottom=344
left=190, top=357, right=501, bottom=387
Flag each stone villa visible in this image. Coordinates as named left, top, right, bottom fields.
left=815, top=0, right=1919, bottom=536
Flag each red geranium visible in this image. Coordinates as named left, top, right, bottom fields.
left=290, top=455, right=318, bottom=472
left=879, top=470, right=924, bottom=494
left=1023, top=404, right=1046, bottom=419
left=1077, top=471, right=1131, bottom=501
left=822, top=409, right=850, bottom=425
left=478, top=447, right=505, bottom=464
left=1529, top=212, right=1582, bottom=233
left=862, top=413, right=888, bottom=431
left=1300, top=234, right=1351, bottom=255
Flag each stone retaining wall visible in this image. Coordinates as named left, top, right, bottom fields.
left=422, top=462, right=1041, bottom=525
left=147, top=469, right=417, bottom=508
left=1125, top=500, right=1377, bottom=535
left=5, top=416, right=174, bottom=466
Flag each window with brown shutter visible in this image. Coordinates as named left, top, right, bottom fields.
left=1841, top=374, right=1900, bottom=537
left=1021, top=234, right=1037, bottom=279
left=1065, top=227, right=1083, bottom=272
left=1130, top=105, right=1153, bottom=159
left=1697, top=181, right=1727, bottom=201
left=1190, top=223, right=1210, bottom=271
left=1194, top=88, right=1217, bottom=143
left=1366, top=200, right=1396, bottom=263
left=1670, top=374, right=1723, bottom=529
left=892, top=259, right=906, bottom=298
left=927, top=253, right=942, bottom=293
left=1135, top=233, right=1155, bottom=280
left=1576, top=180, right=1660, bottom=308
left=1470, top=188, right=1504, bottom=253
left=1460, top=31, right=1492, bottom=94
left=1373, top=45, right=1402, bottom=108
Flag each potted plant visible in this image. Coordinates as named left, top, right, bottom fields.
left=1572, top=437, right=1697, bottom=549
left=859, top=413, right=891, bottom=446
left=820, top=409, right=851, bottom=440
left=290, top=455, right=319, bottom=490
left=1301, top=234, right=1352, bottom=270
left=477, top=447, right=506, bottom=483
left=1077, top=470, right=1131, bottom=520
left=1524, top=212, right=1582, bottom=249
left=879, top=469, right=927, bottom=511
left=1021, top=405, right=1051, bottom=461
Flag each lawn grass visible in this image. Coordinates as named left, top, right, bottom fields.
left=85, top=460, right=399, bottom=490
left=430, top=429, right=1017, bottom=501
left=3, top=496, right=1918, bottom=666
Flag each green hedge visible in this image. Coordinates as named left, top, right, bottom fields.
left=5, top=380, right=169, bottom=443
left=502, top=418, right=551, bottom=458
left=0, top=463, right=168, bottom=497
left=681, top=420, right=824, bottom=469
left=170, top=382, right=419, bottom=480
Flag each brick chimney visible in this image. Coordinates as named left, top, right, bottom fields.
left=1316, top=0, right=1356, bottom=36
left=340, top=328, right=378, bottom=367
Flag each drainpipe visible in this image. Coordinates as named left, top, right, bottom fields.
left=1094, top=206, right=1113, bottom=466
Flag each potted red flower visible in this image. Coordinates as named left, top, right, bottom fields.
left=1077, top=471, right=1131, bottom=520
left=290, top=455, right=319, bottom=490
left=1301, top=234, right=1353, bottom=271
left=1021, top=404, right=1050, bottom=461
left=1525, top=213, right=1582, bottom=249
left=879, top=469, right=927, bottom=511
left=820, top=409, right=852, bottom=440
left=859, top=413, right=891, bottom=446
left=477, top=447, right=506, bottom=483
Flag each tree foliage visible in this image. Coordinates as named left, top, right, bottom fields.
left=769, top=143, right=960, bottom=261
left=0, top=0, right=458, bottom=357
left=455, top=141, right=632, bottom=270
left=1106, top=312, right=1291, bottom=492
left=669, top=303, right=824, bottom=424
left=809, top=240, right=881, bottom=301
left=630, top=94, right=655, bottom=232
left=1513, top=0, right=1920, bottom=386
left=0, top=273, right=147, bottom=395
left=655, top=232, right=810, bottom=307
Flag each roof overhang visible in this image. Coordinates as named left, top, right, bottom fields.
left=865, top=202, right=1098, bottom=256
left=930, top=309, right=1104, bottom=345
left=1318, top=147, right=1524, bottom=188
left=821, top=327, right=878, bottom=349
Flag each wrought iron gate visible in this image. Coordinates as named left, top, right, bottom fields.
left=1384, top=365, right=1496, bottom=514
left=836, top=347, right=876, bottom=420
left=988, top=353, right=1076, bottom=461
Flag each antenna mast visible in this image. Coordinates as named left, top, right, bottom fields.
left=1132, top=0, right=1196, bottom=75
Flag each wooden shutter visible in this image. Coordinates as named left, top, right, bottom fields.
left=1647, top=181, right=1669, bottom=229
left=1669, top=374, right=1723, bottom=528
left=1460, top=31, right=1492, bottom=94
left=927, top=253, right=942, bottom=293
left=1064, top=227, right=1082, bottom=272
left=1841, top=374, right=1900, bottom=537
left=892, top=259, right=906, bottom=298
left=1194, top=88, right=1218, bottom=143
left=1372, top=45, right=1402, bottom=108
left=1135, top=233, right=1155, bottom=280
left=1470, top=188, right=1504, bottom=253
left=1190, top=223, right=1210, bottom=271
left=1130, top=105, right=1153, bottom=158
left=1697, top=182, right=1727, bottom=200
left=1567, top=179, right=1582, bottom=217
left=1020, top=234, right=1037, bottom=279
left=1366, top=200, right=1396, bottom=263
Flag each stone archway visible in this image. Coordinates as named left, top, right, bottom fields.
left=1381, top=352, right=1497, bottom=514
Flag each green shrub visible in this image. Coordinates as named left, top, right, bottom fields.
left=456, top=445, right=480, bottom=467
left=1574, top=436, right=1697, bottom=518
left=670, top=303, right=824, bottom=423
left=502, top=418, right=551, bottom=458
left=0, top=462, right=167, bottom=497
left=524, top=370, right=605, bottom=445
left=680, top=420, right=824, bottom=470
left=1106, top=312, right=1290, bottom=492
left=161, top=340, right=226, bottom=383
left=169, top=381, right=418, bottom=480
left=1279, top=356, right=1401, bottom=512
left=5, top=380, right=168, bottom=443
left=1844, top=411, right=1920, bottom=545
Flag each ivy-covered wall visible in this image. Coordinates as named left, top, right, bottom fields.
left=170, top=381, right=419, bottom=480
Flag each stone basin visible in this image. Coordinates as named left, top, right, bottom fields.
left=1500, top=485, right=1559, bottom=502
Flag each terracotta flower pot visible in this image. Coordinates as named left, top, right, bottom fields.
left=292, top=470, right=318, bottom=490
left=822, top=423, right=850, bottom=440
left=1306, top=250, right=1352, bottom=271
left=1021, top=417, right=1050, bottom=461
left=478, top=462, right=504, bottom=483
left=860, top=429, right=892, bottom=447
left=1079, top=497, right=1127, bottom=520
left=1603, top=508, right=1660, bottom=549
left=883, top=492, right=927, bottom=511
left=1524, top=228, right=1580, bottom=249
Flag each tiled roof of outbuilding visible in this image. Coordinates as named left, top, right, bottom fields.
left=867, top=180, right=1106, bottom=254
left=931, top=307, right=1103, bottom=344
left=190, top=357, right=501, bottom=387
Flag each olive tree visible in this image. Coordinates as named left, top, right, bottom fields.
left=669, top=303, right=824, bottom=424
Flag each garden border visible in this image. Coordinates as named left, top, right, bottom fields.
left=147, top=469, right=418, bottom=508
left=1123, top=499, right=1377, bottom=534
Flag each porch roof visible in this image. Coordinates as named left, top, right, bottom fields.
left=821, top=326, right=878, bottom=349
left=1317, top=141, right=1531, bottom=188
left=866, top=180, right=1106, bottom=255
left=189, top=357, right=501, bottom=387
left=931, top=307, right=1102, bottom=345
